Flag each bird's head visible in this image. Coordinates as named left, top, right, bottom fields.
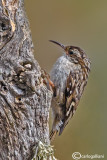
left=49, top=40, right=90, bottom=69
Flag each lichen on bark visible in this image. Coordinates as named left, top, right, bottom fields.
left=0, top=0, right=53, bottom=159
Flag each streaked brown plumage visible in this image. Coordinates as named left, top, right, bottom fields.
left=49, top=40, right=91, bottom=141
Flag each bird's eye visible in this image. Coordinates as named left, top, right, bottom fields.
left=69, top=50, right=74, bottom=55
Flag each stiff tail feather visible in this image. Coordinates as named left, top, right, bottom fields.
left=50, top=130, right=58, bottom=141
left=59, top=120, right=69, bottom=135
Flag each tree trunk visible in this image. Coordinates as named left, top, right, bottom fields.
left=0, top=0, right=53, bottom=159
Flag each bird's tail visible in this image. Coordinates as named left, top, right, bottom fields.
left=50, top=130, right=58, bottom=142
left=50, top=120, right=68, bottom=141
left=59, top=120, right=69, bottom=135
left=50, top=119, right=63, bottom=141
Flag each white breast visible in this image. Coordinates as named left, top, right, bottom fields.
left=50, top=55, right=81, bottom=93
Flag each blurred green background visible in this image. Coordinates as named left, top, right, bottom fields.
left=25, top=0, right=107, bottom=159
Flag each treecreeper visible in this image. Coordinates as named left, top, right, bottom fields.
left=49, top=40, right=91, bottom=141
left=0, top=0, right=91, bottom=158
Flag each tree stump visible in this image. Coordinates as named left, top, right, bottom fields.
left=0, top=0, right=53, bottom=159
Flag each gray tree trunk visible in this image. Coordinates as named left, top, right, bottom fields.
left=0, top=0, right=53, bottom=159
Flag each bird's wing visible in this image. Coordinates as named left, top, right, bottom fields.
left=59, top=71, right=81, bottom=135
left=50, top=70, right=88, bottom=139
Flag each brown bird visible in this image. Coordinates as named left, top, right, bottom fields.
left=49, top=40, right=91, bottom=141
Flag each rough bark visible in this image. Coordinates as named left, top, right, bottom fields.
left=0, top=0, right=53, bottom=159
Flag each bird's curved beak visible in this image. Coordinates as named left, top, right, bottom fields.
left=49, top=40, right=66, bottom=50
